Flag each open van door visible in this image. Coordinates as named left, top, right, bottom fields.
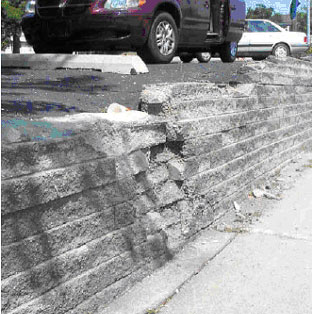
left=225, top=0, right=246, bottom=43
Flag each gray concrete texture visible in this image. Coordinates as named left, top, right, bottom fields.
left=1, top=53, right=149, bottom=74
left=101, top=155, right=312, bottom=314
left=2, top=56, right=312, bottom=314
left=157, top=164, right=312, bottom=314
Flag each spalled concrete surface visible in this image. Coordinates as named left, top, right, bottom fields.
left=2, top=56, right=312, bottom=313
left=156, top=163, right=312, bottom=314
left=1, top=54, right=149, bottom=74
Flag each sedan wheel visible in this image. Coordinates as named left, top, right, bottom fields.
left=272, top=43, right=289, bottom=58
left=139, top=12, right=178, bottom=64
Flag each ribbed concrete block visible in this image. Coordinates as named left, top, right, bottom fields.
left=1, top=54, right=149, bottom=74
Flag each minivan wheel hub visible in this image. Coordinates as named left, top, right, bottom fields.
left=156, top=21, right=175, bottom=56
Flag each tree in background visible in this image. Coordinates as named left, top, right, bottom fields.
left=246, top=2, right=311, bottom=37
left=1, top=0, right=27, bottom=53
left=271, top=13, right=283, bottom=24
left=246, top=4, right=275, bottom=19
left=296, top=1, right=312, bottom=34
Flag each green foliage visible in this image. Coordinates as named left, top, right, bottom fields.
left=246, top=4, right=275, bottom=19
left=296, top=5, right=312, bottom=33
left=271, top=13, right=282, bottom=24
left=1, top=0, right=26, bottom=19
left=246, top=2, right=311, bottom=35
left=1, top=0, right=27, bottom=51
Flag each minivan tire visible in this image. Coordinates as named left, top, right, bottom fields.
left=220, top=41, right=237, bottom=63
left=179, top=53, right=194, bottom=63
left=140, top=12, right=178, bottom=64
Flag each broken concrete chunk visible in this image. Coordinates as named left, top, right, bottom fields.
left=252, top=189, right=265, bottom=198
left=129, top=150, right=149, bottom=175
left=168, top=159, right=185, bottom=181
left=263, top=191, right=282, bottom=200
left=233, top=201, right=241, bottom=212
left=252, top=188, right=281, bottom=200
left=107, top=103, right=129, bottom=113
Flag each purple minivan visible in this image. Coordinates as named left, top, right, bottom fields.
left=22, top=0, right=246, bottom=63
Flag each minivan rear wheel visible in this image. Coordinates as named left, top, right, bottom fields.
left=220, top=41, right=237, bottom=63
left=179, top=53, right=194, bottom=63
left=140, top=12, right=178, bottom=64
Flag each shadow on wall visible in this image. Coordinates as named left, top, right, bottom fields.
left=1, top=120, right=179, bottom=314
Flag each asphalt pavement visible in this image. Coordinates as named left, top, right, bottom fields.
left=1, top=58, right=244, bottom=120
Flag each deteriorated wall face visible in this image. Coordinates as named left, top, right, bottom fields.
left=2, top=120, right=178, bottom=314
left=2, top=57, right=312, bottom=314
left=141, top=57, right=312, bottom=219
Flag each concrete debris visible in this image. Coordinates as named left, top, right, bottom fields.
left=168, top=160, right=185, bottom=181
left=104, top=103, right=149, bottom=122
left=233, top=201, right=241, bottom=212
left=263, top=192, right=282, bottom=200
left=235, top=212, right=246, bottom=220
left=107, top=103, right=129, bottom=113
left=252, top=188, right=281, bottom=200
left=252, top=189, right=265, bottom=198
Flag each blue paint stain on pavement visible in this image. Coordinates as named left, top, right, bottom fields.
left=1, top=118, right=73, bottom=141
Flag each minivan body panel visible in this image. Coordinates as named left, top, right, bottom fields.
left=22, top=0, right=246, bottom=54
left=225, top=0, right=245, bottom=42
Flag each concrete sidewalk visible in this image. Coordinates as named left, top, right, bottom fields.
left=100, top=154, right=312, bottom=314
left=158, top=162, right=312, bottom=313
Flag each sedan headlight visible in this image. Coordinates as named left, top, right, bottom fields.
left=25, top=0, right=36, bottom=14
left=104, top=0, right=145, bottom=9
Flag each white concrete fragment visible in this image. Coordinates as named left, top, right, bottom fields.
left=1, top=53, right=149, bottom=74
left=107, top=103, right=129, bottom=113
left=233, top=201, right=241, bottom=212
left=263, top=191, right=282, bottom=200
left=252, top=189, right=265, bottom=198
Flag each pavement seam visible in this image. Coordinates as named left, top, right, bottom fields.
left=248, top=228, right=312, bottom=242
left=148, top=233, right=238, bottom=314
left=225, top=227, right=312, bottom=242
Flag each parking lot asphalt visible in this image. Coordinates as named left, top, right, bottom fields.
left=1, top=58, right=245, bottom=120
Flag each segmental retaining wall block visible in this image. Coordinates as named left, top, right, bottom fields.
left=2, top=57, right=312, bottom=314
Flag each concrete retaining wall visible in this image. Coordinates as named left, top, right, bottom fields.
left=2, top=57, right=312, bottom=314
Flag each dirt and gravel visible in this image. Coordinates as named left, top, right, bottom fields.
left=212, top=153, right=312, bottom=233
left=1, top=58, right=244, bottom=121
